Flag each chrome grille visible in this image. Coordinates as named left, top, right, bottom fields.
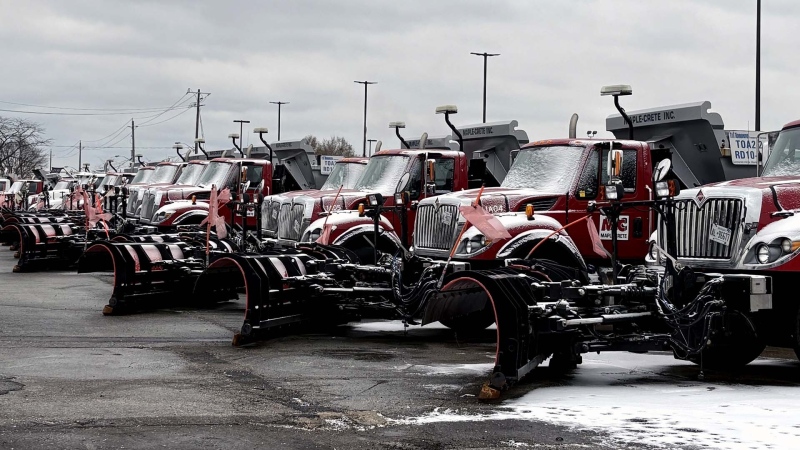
left=140, top=192, right=155, bottom=220
left=414, top=204, right=460, bottom=250
left=277, top=203, right=305, bottom=240
left=661, top=198, right=744, bottom=259
left=262, top=200, right=280, bottom=232
left=126, top=188, right=140, bottom=214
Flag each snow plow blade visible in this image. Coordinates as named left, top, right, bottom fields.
left=78, top=239, right=219, bottom=314
left=424, top=269, right=547, bottom=395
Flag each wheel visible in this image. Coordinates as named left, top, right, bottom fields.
left=440, top=306, right=495, bottom=334
left=686, top=310, right=765, bottom=370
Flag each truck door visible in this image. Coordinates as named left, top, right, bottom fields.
left=569, top=147, right=650, bottom=261
left=598, top=147, right=650, bottom=260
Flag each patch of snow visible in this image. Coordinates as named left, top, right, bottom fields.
left=394, top=352, right=800, bottom=450
left=346, top=320, right=449, bottom=333
left=411, top=363, right=495, bottom=376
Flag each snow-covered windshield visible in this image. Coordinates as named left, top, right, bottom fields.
left=353, top=155, right=409, bottom=195
left=762, top=127, right=800, bottom=177
left=101, top=175, right=118, bottom=187
left=320, top=162, right=367, bottom=190
left=503, top=146, right=585, bottom=191
left=131, top=169, right=154, bottom=184
left=149, top=165, right=179, bottom=184
left=196, top=161, right=232, bottom=188
left=53, top=181, right=71, bottom=190
left=175, top=163, right=205, bottom=185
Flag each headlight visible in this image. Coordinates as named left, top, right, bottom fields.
left=781, top=238, right=792, bottom=253
left=152, top=211, right=173, bottom=224
left=458, top=234, right=487, bottom=255
left=756, top=244, right=769, bottom=264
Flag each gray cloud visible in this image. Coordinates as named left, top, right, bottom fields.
left=0, top=0, right=795, bottom=169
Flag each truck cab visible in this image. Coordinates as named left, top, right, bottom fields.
left=147, top=157, right=272, bottom=230
left=298, top=118, right=530, bottom=262
left=648, top=119, right=800, bottom=356
left=126, top=162, right=184, bottom=220
left=135, top=160, right=209, bottom=224
left=413, top=139, right=656, bottom=266
left=261, top=157, right=368, bottom=240
left=2, top=179, right=44, bottom=210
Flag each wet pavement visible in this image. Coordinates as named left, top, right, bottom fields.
left=0, top=248, right=798, bottom=449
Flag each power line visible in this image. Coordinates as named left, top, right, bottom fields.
left=136, top=93, right=192, bottom=125
left=0, top=105, right=193, bottom=116
left=0, top=99, right=200, bottom=113
left=137, top=106, right=193, bottom=128
left=84, top=132, right=131, bottom=150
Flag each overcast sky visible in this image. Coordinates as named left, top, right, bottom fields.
left=0, top=0, right=794, bottom=170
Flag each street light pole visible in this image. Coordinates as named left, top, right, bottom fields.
left=470, top=52, right=500, bottom=123
left=354, top=80, right=377, bottom=157
left=756, top=0, right=761, bottom=131
left=269, top=101, right=288, bottom=140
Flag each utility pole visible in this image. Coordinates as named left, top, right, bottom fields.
left=189, top=88, right=210, bottom=154
left=470, top=52, right=500, bottom=123
left=270, top=101, right=289, bottom=140
left=130, top=120, right=136, bottom=169
left=354, top=80, right=377, bottom=157
left=367, top=139, right=377, bottom=156
left=78, top=140, right=82, bottom=171
left=755, top=0, right=761, bottom=131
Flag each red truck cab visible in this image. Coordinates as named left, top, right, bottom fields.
left=412, top=139, right=657, bottom=268
left=297, top=149, right=470, bottom=260
left=147, top=158, right=271, bottom=230
left=136, top=160, right=210, bottom=224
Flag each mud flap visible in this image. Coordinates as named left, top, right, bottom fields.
left=424, top=269, right=545, bottom=394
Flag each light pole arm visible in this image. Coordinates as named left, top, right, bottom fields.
left=395, top=127, right=410, bottom=149
left=444, top=112, right=463, bottom=153
left=232, top=138, right=243, bottom=157
left=614, top=95, right=634, bottom=140
left=258, top=134, right=273, bottom=165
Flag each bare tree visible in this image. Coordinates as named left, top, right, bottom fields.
left=304, top=134, right=354, bottom=157
left=0, top=117, right=49, bottom=178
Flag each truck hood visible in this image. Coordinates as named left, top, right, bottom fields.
left=418, top=187, right=563, bottom=213
left=264, top=189, right=367, bottom=213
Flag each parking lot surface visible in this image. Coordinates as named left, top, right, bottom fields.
left=0, top=249, right=797, bottom=449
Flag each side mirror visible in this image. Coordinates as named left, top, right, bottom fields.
left=395, top=173, right=410, bottom=193
left=653, top=158, right=671, bottom=182
left=425, top=158, right=436, bottom=194
left=241, top=180, right=251, bottom=192
left=607, top=149, right=623, bottom=179
left=256, top=179, right=265, bottom=195
left=655, top=179, right=681, bottom=198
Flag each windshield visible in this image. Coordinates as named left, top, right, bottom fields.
left=196, top=161, right=232, bottom=188
left=131, top=169, right=154, bottom=184
left=353, top=155, right=410, bottom=195
left=175, top=163, right=206, bottom=185
left=102, top=175, right=118, bottom=187
left=320, top=162, right=367, bottom=190
left=53, top=181, right=71, bottom=190
left=762, top=127, right=800, bottom=177
left=149, top=165, right=179, bottom=184
left=503, top=146, right=586, bottom=191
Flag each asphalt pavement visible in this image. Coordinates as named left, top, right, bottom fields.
left=0, top=247, right=797, bottom=450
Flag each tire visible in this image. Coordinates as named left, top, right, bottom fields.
left=440, top=306, right=495, bottom=335
left=686, top=310, right=765, bottom=370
